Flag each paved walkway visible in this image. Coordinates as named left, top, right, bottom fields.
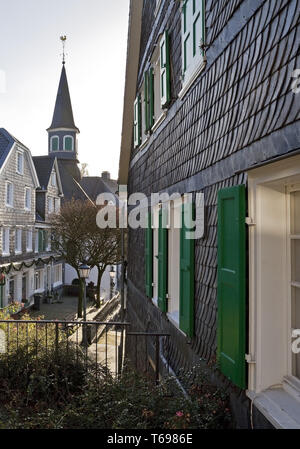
left=30, top=295, right=97, bottom=321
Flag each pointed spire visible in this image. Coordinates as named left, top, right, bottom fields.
left=47, top=64, right=79, bottom=132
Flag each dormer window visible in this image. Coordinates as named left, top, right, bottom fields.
left=64, top=135, right=74, bottom=151
left=51, top=136, right=59, bottom=152
left=16, top=151, right=24, bottom=174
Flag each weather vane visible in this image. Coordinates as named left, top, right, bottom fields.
left=60, top=35, right=67, bottom=64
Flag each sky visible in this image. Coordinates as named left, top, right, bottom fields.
left=0, top=0, right=130, bottom=179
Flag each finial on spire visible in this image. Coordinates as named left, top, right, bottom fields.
left=60, top=35, right=67, bottom=64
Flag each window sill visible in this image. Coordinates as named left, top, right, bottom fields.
left=247, top=387, right=300, bottom=429
left=15, top=251, right=22, bottom=255
left=53, top=281, right=62, bottom=288
left=2, top=253, right=10, bottom=257
left=178, top=59, right=206, bottom=100
left=167, top=311, right=179, bottom=328
left=151, top=111, right=167, bottom=133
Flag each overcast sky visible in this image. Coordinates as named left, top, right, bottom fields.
left=0, top=0, right=130, bottom=179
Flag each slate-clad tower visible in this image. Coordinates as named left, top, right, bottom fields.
left=47, top=62, right=80, bottom=161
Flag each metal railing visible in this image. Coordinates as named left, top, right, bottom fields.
left=0, top=320, right=170, bottom=383
left=0, top=319, right=129, bottom=379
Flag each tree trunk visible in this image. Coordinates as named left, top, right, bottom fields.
left=76, top=269, right=83, bottom=318
left=95, top=265, right=105, bottom=308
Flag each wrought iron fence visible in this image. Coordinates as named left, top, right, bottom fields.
left=0, top=320, right=170, bottom=383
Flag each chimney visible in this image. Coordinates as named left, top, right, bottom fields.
left=101, top=171, right=110, bottom=180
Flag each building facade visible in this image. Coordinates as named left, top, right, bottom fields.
left=119, top=0, right=300, bottom=428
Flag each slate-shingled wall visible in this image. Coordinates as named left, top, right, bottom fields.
left=126, top=0, right=299, bottom=427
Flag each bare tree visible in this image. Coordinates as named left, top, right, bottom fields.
left=51, top=199, right=122, bottom=315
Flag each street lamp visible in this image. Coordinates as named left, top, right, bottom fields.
left=109, top=266, right=115, bottom=298
left=79, top=262, right=90, bottom=346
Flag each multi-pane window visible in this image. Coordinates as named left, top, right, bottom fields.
left=288, top=186, right=300, bottom=379
left=16, top=151, right=24, bottom=174
left=64, top=136, right=73, bottom=151
left=5, top=182, right=13, bottom=207
left=181, top=0, right=205, bottom=88
left=51, top=136, right=59, bottom=152
left=54, top=264, right=62, bottom=284
left=26, top=230, right=33, bottom=252
left=48, top=197, right=54, bottom=214
left=15, top=229, right=22, bottom=253
left=54, top=197, right=60, bottom=213
left=51, top=172, right=57, bottom=187
left=25, top=187, right=31, bottom=210
left=2, top=228, right=10, bottom=255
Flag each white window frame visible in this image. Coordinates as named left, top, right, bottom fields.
left=51, top=171, right=57, bottom=187
left=133, top=96, right=141, bottom=148
left=15, top=228, right=22, bottom=254
left=154, top=0, right=163, bottom=16
left=151, top=42, right=167, bottom=131
left=179, top=0, right=206, bottom=98
left=167, top=197, right=182, bottom=327
left=48, top=196, right=54, bottom=214
left=26, top=229, right=33, bottom=252
left=5, top=181, right=14, bottom=208
left=34, top=230, right=39, bottom=254
left=54, top=197, right=60, bottom=213
left=50, top=135, right=59, bottom=152
left=63, top=135, right=74, bottom=151
left=16, top=151, right=24, bottom=175
left=35, top=269, right=44, bottom=292
left=247, top=154, right=300, bottom=428
left=2, top=227, right=10, bottom=256
left=53, top=264, right=63, bottom=286
left=24, top=187, right=31, bottom=211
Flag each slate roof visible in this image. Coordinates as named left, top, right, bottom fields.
left=32, top=156, right=55, bottom=190
left=79, top=176, right=118, bottom=202
left=47, top=65, right=79, bottom=132
left=0, top=128, right=28, bottom=168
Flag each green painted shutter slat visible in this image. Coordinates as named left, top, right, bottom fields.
left=149, top=67, right=154, bottom=128
left=158, top=208, right=167, bottom=312
left=0, top=284, right=4, bottom=308
left=144, top=71, right=150, bottom=132
left=179, top=201, right=195, bottom=337
left=145, top=212, right=153, bottom=297
left=217, top=185, right=246, bottom=389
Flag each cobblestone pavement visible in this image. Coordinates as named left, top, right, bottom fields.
left=30, top=295, right=96, bottom=321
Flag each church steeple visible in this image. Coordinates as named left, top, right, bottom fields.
left=47, top=38, right=79, bottom=160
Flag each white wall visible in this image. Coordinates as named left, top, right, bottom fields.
left=65, top=264, right=115, bottom=301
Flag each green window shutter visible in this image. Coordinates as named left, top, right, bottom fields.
left=144, top=71, right=149, bottom=132
left=158, top=207, right=167, bottom=312
left=149, top=67, right=154, bottom=128
left=43, top=231, right=47, bottom=252
left=179, top=201, right=195, bottom=337
left=133, top=95, right=142, bottom=148
left=217, top=185, right=246, bottom=389
left=160, top=30, right=171, bottom=107
left=145, top=212, right=153, bottom=297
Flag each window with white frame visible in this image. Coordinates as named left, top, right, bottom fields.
left=2, top=228, right=10, bottom=255
left=51, top=171, right=57, bottom=187
left=63, top=135, right=74, bottom=151
left=16, top=151, right=24, bottom=174
left=5, top=181, right=13, bottom=207
left=48, top=196, right=54, bottom=214
left=50, top=136, right=59, bottom=152
left=35, top=270, right=44, bottom=291
left=181, top=0, right=205, bottom=93
left=54, top=264, right=62, bottom=285
left=54, top=197, right=60, bottom=213
left=247, top=156, right=300, bottom=427
left=26, top=229, right=33, bottom=252
left=25, top=187, right=31, bottom=211
left=167, top=199, right=181, bottom=325
left=15, top=229, right=22, bottom=254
